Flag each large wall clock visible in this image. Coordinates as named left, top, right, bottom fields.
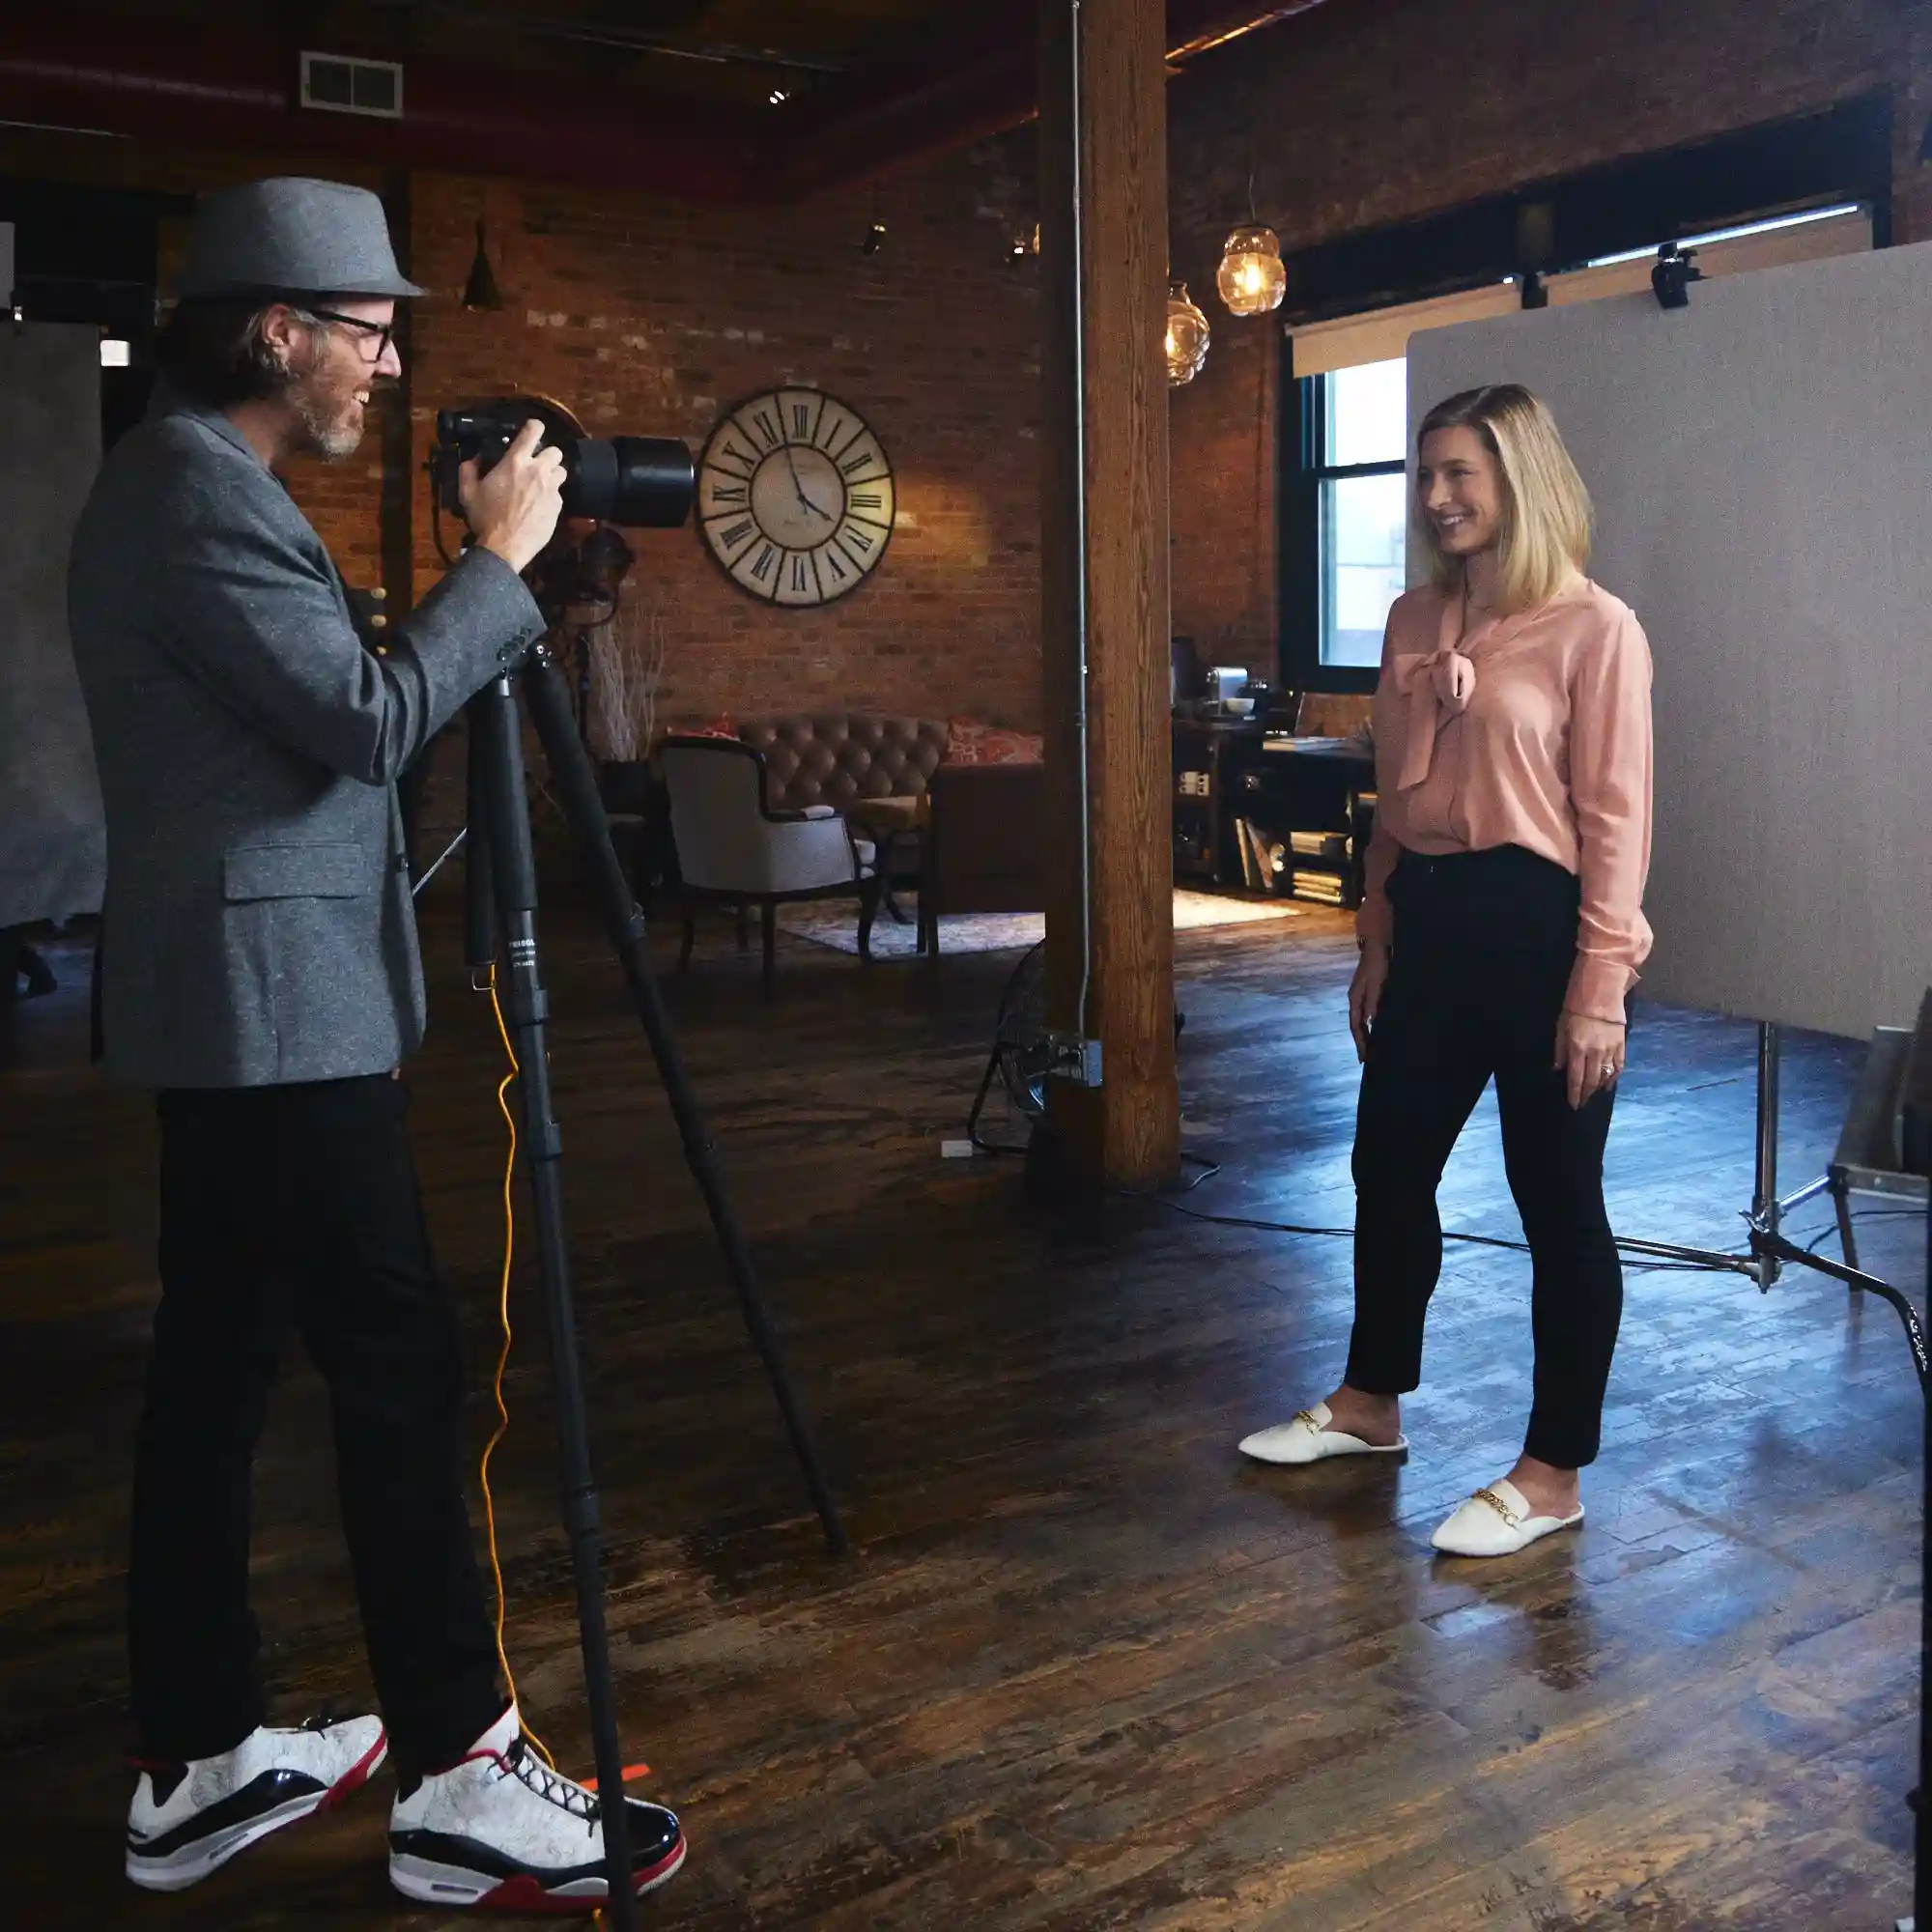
left=696, top=388, right=895, bottom=607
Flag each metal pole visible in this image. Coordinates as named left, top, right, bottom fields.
left=1067, top=0, right=1094, bottom=1053
left=1915, top=1111, right=1932, bottom=1932
left=1752, top=1020, right=1782, bottom=1290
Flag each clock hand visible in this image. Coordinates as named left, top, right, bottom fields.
left=781, top=442, right=836, bottom=522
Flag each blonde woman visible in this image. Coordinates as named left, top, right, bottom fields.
left=1239, top=384, right=1653, bottom=1559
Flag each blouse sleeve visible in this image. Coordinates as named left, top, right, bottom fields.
left=1564, top=608, right=1654, bottom=1022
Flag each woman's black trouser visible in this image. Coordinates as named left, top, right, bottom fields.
left=1345, top=845, right=1624, bottom=1469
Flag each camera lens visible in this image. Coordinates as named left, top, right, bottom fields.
left=560, top=438, right=696, bottom=528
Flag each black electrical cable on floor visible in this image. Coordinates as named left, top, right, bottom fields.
left=1122, top=1169, right=1911, bottom=1280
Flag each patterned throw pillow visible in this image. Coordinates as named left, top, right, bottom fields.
left=946, top=717, right=1044, bottom=765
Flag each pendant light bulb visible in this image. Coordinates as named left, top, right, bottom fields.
left=1165, top=280, right=1210, bottom=386
left=1215, top=223, right=1287, bottom=316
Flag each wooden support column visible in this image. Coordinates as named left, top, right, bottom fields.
left=378, top=166, right=415, bottom=615
left=1037, top=0, right=1179, bottom=1191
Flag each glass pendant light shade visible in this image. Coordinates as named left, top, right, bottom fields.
left=1215, top=223, right=1287, bottom=315
left=1165, top=280, right=1210, bottom=386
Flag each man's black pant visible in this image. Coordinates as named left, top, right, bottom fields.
left=131, top=1074, right=503, bottom=1774
left=1345, top=845, right=1624, bottom=1469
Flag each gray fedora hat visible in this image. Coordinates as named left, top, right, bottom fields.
left=178, top=178, right=425, bottom=299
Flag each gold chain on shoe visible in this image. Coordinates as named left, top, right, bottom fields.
left=1471, top=1486, right=1520, bottom=1528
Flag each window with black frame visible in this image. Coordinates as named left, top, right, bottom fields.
left=1281, top=356, right=1409, bottom=694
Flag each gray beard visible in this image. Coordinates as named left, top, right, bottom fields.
left=290, top=387, right=363, bottom=462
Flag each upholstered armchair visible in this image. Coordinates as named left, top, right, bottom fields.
left=659, top=736, right=867, bottom=997
left=917, top=761, right=1049, bottom=957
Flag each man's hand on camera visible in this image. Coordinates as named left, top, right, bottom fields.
left=460, top=419, right=566, bottom=575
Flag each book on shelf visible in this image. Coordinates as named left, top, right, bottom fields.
left=1234, top=818, right=1298, bottom=894
left=1290, top=869, right=1348, bottom=904
left=1287, top=830, right=1350, bottom=861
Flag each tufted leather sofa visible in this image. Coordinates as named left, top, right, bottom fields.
left=733, top=715, right=950, bottom=811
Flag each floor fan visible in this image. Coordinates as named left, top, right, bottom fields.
left=966, top=942, right=1050, bottom=1153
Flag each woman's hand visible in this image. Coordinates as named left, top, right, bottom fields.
left=1555, top=1009, right=1626, bottom=1109
left=1349, top=942, right=1390, bottom=1063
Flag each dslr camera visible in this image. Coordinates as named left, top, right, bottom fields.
left=431, top=395, right=696, bottom=529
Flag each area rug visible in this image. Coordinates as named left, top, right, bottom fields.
left=775, top=889, right=1301, bottom=959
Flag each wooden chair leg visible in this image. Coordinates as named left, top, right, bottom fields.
left=858, top=872, right=881, bottom=961
left=678, top=911, right=696, bottom=974
left=761, top=900, right=777, bottom=999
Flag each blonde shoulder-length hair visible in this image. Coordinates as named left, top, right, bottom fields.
left=1416, top=384, right=1593, bottom=612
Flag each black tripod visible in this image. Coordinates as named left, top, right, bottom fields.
left=460, top=641, right=847, bottom=1925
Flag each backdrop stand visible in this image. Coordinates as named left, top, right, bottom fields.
left=1610, top=1016, right=1928, bottom=1932
left=1613, top=1023, right=1928, bottom=1370
left=1896, top=1007, right=1932, bottom=1932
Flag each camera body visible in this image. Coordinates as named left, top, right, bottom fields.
left=432, top=396, right=696, bottom=529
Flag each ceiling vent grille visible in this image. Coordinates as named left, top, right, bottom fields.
left=299, top=52, right=403, bottom=120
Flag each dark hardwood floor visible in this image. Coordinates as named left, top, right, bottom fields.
left=2, top=890, right=1923, bottom=1929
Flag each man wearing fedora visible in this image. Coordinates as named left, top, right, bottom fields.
left=68, top=178, right=686, bottom=1911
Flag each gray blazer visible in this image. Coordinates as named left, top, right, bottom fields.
left=68, top=394, right=544, bottom=1089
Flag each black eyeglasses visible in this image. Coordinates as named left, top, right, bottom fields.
left=299, top=306, right=396, bottom=361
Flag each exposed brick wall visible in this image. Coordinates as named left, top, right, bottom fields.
left=403, top=142, right=1042, bottom=732
left=0, top=122, right=1043, bottom=730
left=1163, top=0, right=1932, bottom=668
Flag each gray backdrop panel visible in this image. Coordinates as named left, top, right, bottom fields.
left=0, top=323, right=104, bottom=928
left=1406, top=242, right=1932, bottom=1040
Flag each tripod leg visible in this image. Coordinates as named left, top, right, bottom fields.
left=465, top=715, right=497, bottom=981
left=1831, top=1170, right=1862, bottom=1277
left=519, top=648, right=848, bottom=1557
left=469, top=679, right=639, bottom=1930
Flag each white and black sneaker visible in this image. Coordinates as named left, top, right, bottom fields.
left=389, top=1705, right=685, bottom=1914
left=126, top=1713, right=387, bottom=1892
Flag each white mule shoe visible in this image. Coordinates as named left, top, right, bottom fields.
left=1431, top=1478, right=1582, bottom=1557
left=1237, top=1401, right=1407, bottom=1466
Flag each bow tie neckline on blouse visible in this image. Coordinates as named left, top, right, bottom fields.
left=1391, top=592, right=1541, bottom=792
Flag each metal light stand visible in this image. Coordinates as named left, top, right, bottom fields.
left=1612, top=1022, right=1928, bottom=1377
left=457, top=648, right=849, bottom=1922
left=1896, top=1022, right=1932, bottom=1930
left=1593, top=1016, right=1927, bottom=1931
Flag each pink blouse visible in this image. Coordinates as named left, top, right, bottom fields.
left=1356, top=575, right=1654, bottom=1025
